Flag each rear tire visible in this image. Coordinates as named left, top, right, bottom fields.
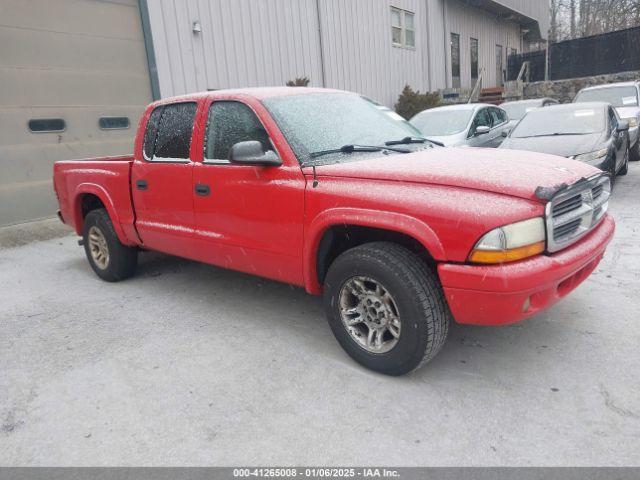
left=82, top=208, right=137, bottom=282
left=323, top=242, right=450, bottom=376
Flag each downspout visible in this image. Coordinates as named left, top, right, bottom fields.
left=139, top=0, right=161, bottom=100
left=315, top=0, right=327, bottom=87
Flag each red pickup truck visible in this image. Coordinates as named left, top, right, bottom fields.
left=53, top=87, right=615, bottom=375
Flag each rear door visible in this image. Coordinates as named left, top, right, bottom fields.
left=191, top=98, right=306, bottom=285
left=131, top=102, right=198, bottom=257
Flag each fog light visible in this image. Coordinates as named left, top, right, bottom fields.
left=523, top=297, right=531, bottom=313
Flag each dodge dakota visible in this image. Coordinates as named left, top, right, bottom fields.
left=53, top=87, right=615, bottom=375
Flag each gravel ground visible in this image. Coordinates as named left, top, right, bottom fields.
left=1, top=164, right=639, bottom=466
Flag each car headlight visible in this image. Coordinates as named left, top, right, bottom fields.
left=573, top=148, right=609, bottom=162
left=624, top=117, right=638, bottom=128
left=468, top=217, right=546, bottom=264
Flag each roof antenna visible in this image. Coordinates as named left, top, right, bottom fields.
left=312, top=165, right=319, bottom=188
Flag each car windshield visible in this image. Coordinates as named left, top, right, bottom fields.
left=410, top=109, right=473, bottom=136
left=511, top=107, right=605, bottom=138
left=574, top=86, right=638, bottom=108
left=262, top=93, right=425, bottom=165
left=501, top=102, right=540, bottom=120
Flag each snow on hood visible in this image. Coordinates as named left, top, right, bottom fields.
left=309, top=147, right=602, bottom=202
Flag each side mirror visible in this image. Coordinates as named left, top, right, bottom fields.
left=475, top=125, right=491, bottom=136
left=617, top=120, right=629, bottom=132
left=501, top=129, right=510, bottom=137
left=228, top=141, right=282, bottom=166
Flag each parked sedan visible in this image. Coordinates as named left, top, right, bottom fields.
left=410, top=103, right=510, bottom=147
left=574, top=81, right=640, bottom=160
left=501, top=98, right=559, bottom=129
left=500, top=102, right=629, bottom=178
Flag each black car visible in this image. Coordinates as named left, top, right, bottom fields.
left=500, top=102, right=630, bottom=179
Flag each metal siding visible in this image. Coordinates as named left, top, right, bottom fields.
left=147, top=0, right=547, bottom=100
left=147, top=0, right=324, bottom=96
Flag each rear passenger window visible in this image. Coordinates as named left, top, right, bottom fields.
left=153, top=102, right=197, bottom=160
left=204, top=101, right=272, bottom=161
left=143, top=107, right=163, bottom=159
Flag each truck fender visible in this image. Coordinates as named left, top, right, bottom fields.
left=303, top=208, right=446, bottom=294
left=73, top=183, right=134, bottom=245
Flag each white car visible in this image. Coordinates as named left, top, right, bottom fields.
left=410, top=103, right=511, bottom=148
left=574, top=81, right=640, bottom=160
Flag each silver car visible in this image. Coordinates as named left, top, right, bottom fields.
left=574, top=81, right=640, bottom=160
left=409, top=103, right=510, bottom=147
left=501, top=98, right=559, bottom=130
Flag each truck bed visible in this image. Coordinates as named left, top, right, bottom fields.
left=53, top=155, right=138, bottom=245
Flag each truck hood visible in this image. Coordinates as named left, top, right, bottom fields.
left=309, top=147, right=600, bottom=202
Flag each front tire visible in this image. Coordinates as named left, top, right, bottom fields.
left=323, top=242, right=450, bottom=376
left=630, top=139, right=640, bottom=162
left=82, top=208, right=137, bottom=282
left=619, top=143, right=629, bottom=175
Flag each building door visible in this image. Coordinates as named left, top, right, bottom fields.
left=495, top=44, right=504, bottom=86
left=470, top=38, right=479, bottom=88
left=0, top=0, right=152, bottom=226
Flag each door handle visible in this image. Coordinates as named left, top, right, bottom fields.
left=195, top=183, right=210, bottom=196
left=136, top=179, right=148, bottom=190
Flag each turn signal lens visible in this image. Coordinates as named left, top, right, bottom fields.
left=469, top=241, right=545, bottom=264
left=468, top=217, right=546, bottom=264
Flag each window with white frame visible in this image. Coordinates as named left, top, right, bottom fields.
left=391, top=7, right=415, bottom=48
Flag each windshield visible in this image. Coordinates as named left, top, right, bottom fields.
left=410, top=109, right=473, bottom=136
left=574, top=86, right=639, bottom=108
left=262, top=93, right=424, bottom=165
left=501, top=102, right=539, bottom=120
left=511, top=107, right=605, bottom=138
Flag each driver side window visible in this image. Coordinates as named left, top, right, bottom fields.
left=204, top=101, right=273, bottom=162
left=608, top=107, right=618, bottom=134
left=469, top=109, right=492, bottom=137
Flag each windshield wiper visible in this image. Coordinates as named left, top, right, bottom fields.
left=516, top=132, right=591, bottom=139
left=309, top=144, right=410, bottom=159
left=385, top=136, right=444, bottom=147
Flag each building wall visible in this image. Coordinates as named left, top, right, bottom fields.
left=0, top=0, right=152, bottom=226
left=147, top=0, right=543, bottom=105
left=428, top=0, right=523, bottom=90
left=147, top=0, right=325, bottom=95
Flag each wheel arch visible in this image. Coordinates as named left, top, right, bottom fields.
left=73, top=184, right=131, bottom=244
left=304, top=208, right=446, bottom=294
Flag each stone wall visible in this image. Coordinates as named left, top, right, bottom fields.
left=521, top=70, right=640, bottom=103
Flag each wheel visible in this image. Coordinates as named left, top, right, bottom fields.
left=619, top=143, right=629, bottom=176
left=323, top=242, right=450, bottom=376
left=82, top=208, right=137, bottom=282
left=630, top=139, right=640, bottom=162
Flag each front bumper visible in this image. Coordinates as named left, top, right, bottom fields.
left=438, top=215, right=615, bottom=325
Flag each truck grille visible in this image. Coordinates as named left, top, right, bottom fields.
left=545, top=175, right=610, bottom=253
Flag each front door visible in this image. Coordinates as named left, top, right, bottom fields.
left=191, top=99, right=306, bottom=286
left=131, top=102, right=198, bottom=257
left=467, top=108, right=493, bottom=147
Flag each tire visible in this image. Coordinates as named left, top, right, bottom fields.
left=323, top=242, right=450, bottom=376
left=82, top=208, right=137, bottom=282
left=619, top=143, right=629, bottom=176
left=630, top=140, right=640, bottom=162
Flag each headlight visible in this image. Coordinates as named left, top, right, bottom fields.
left=573, top=148, right=609, bottom=163
left=469, top=217, right=546, bottom=264
left=624, top=117, right=638, bottom=128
